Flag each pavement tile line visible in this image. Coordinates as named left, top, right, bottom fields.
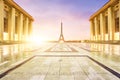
left=45, top=44, right=78, bottom=52
left=88, top=56, right=120, bottom=79
left=36, top=55, right=120, bottom=79
left=78, top=46, right=120, bottom=79
left=0, top=56, right=35, bottom=79
left=24, top=48, right=42, bottom=52
left=35, top=55, right=87, bottom=57
left=78, top=46, right=100, bottom=52
left=0, top=55, right=120, bottom=79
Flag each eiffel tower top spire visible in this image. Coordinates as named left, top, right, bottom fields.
left=59, top=21, right=65, bottom=42
left=61, top=22, right=63, bottom=35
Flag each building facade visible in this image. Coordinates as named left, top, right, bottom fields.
left=90, top=0, right=120, bottom=42
left=0, top=0, right=34, bottom=42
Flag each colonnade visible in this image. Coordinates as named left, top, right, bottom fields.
left=0, top=0, right=33, bottom=42
left=90, top=0, right=120, bottom=42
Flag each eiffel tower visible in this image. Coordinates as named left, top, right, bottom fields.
left=59, top=22, right=65, bottom=42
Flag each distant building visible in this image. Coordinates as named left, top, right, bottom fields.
left=59, top=22, right=65, bottom=43
left=90, top=0, right=120, bottom=42
left=0, top=0, right=34, bottom=42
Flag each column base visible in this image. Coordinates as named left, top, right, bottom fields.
left=0, top=40, right=26, bottom=45
left=86, top=40, right=120, bottom=44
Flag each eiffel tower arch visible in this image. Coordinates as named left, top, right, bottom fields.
left=59, top=22, right=65, bottom=43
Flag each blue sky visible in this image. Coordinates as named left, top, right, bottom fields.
left=14, top=0, right=109, bottom=40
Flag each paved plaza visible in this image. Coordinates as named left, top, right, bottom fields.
left=0, top=43, right=120, bottom=80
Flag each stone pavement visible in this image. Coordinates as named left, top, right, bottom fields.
left=0, top=43, right=120, bottom=80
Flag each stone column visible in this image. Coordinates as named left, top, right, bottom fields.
left=119, top=0, right=120, bottom=40
left=0, top=0, right=4, bottom=42
left=98, top=19, right=101, bottom=40
left=18, top=13, right=23, bottom=42
left=94, top=17, right=98, bottom=41
left=29, top=21, right=33, bottom=36
left=24, top=17, right=29, bottom=41
left=90, top=20, right=94, bottom=41
left=108, top=7, right=114, bottom=41
left=100, top=13, right=105, bottom=41
left=8, top=7, right=15, bottom=42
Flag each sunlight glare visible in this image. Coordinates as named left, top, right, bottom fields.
left=30, top=36, right=45, bottom=44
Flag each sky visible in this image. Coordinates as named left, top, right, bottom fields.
left=14, top=0, right=109, bottom=41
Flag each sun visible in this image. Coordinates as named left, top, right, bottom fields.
left=29, top=35, right=46, bottom=44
